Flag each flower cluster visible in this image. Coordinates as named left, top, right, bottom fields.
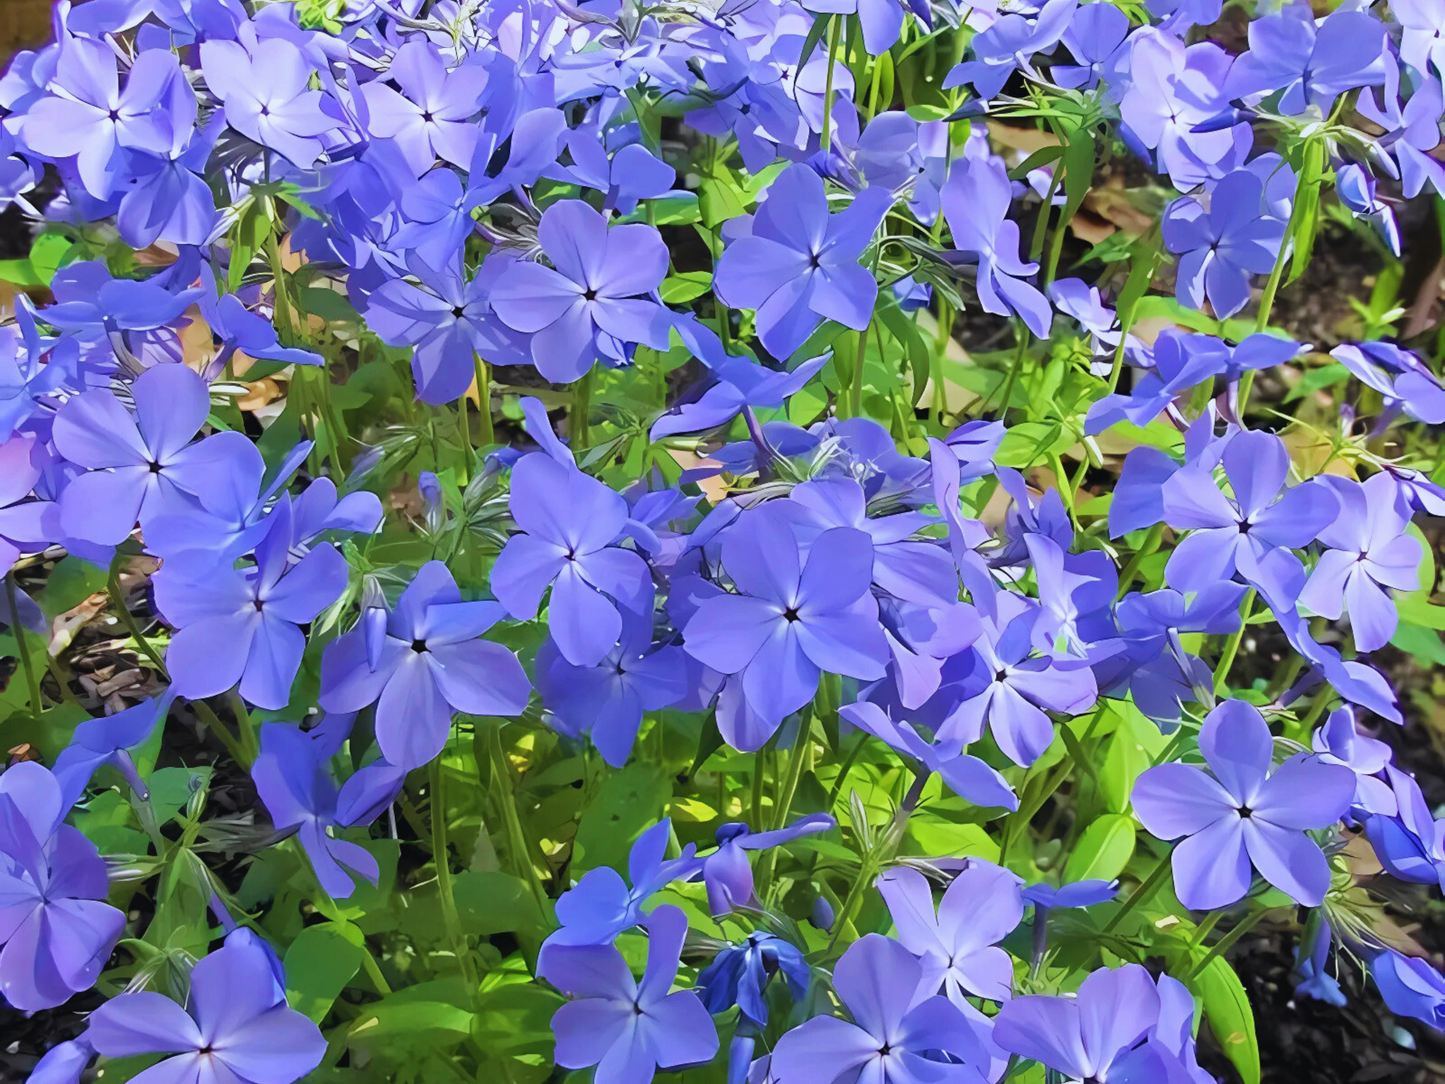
left=2, top=2, right=1445, bottom=1083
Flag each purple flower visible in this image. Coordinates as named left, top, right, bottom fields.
left=1054, top=2, right=1129, bottom=91
left=1021, top=879, right=1119, bottom=910
left=791, top=476, right=956, bottom=608
left=940, top=153, right=1052, bottom=338
left=1330, top=339, right=1445, bottom=426
left=876, top=862, right=1023, bottom=1006
left=1117, top=30, right=1248, bottom=190
left=714, top=164, right=891, bottom=360
left=1335, top=163, right=1401, bottom=257
left=1367, top=945, right=1445, bottom=1030
left=1085, top=332, right=1229, bottom=435
left=536, top=620, right=688, bottom=768
left=52, top=363, right=244, bottom=545
left=931, top=593, right=1098, bottom=767
left=0, top=762, right=125, bottom=1011
left=545, top=820, right=702, bottom=949
left=1106, top=583, right=1245, bottom=724
left=542, top=904, right=719, bottom=1082
left=1131, top=699, right=1354, bottom=910
left=841, top=701, right=1018, bottom=810
left=1293, top=915, right=1346, bottom=1007
left=649, top=315, right=830, bottom=440
left=155, top=498, right=349, bottom=710
left=698, top=814, right=835, bottom=916
left=490, top=448, right=654, bottom=669
left=86, top=933, right=326, bottom=1084
left=251, top=722, right=404, bottom=900
left=0, top=433, right=55, bottom=575
left=319, top=560, right=531, bottom=771
left=1364, top=766, right=1445, bottom=890
left=681, top=505, right=888, bottom=743
left=1164, top=169, right=1287, bottom=318
left=1312, top=707, right=1396, bottom=817
left=1224, top=6, right=1387, bottom=116
left=199, top=289, right=324, bottom=374
left=1160, top=429, right=1339, bottom=593
left=1298, top=474, right=1422, bottom=652
left=200, top=36, right=335, bottom=169
left=489, top=200, right=672, bottom=382
left=359, top=40, right=489, bottom=176
left=769, top=933, right=992, bottom=1084
left=17, top=38, right=183, bottom=199
left=799, top=0, right=913, bottom=56
left=547, top=130, right=676, bottom=215
left=994, top=964, right=1198, bottom=1082
left=51, top=694, right=173, bottom=808
left=943, top=0, right=1077, bottom=100
left=696, top=931, right=809, bottom=1026
left=367, top=258, right=531, bottom=404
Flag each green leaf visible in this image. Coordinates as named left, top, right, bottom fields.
left=1063, top=813, right=1136, bottom=882
left=661, top=271, right=714, bottom=304
left=285, top=922, right=364, bottom=1023
left=452, top=870, right=551, bottom=936
left=698, top=175, right=748, bottom=227
left=1191, top=956, right=1260, bottom=1084
left=573, top=764, right=673, bottom=874
left=29, top=233, right=77, bottom=285
left=1098, top=699, right=1168, bottom=814
left=0, top=258, right=42, bottom=287
left=348, top=999, right=475, bottom=1049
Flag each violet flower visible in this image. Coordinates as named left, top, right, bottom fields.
left=769, top=933, right=993, bottom=1084
left=86, top=932, right=327, bottom=1084
left=0, top=762, right=126, bottom=1011
left=542, top=904, right=719, bottom=1081
left=489, top=200, right=672, bottom=382
left=1131, top=699, right=1354, bottom=910
left=714, top=164, right=891, bottom=360
left=318, top=559, right=532, bottom=771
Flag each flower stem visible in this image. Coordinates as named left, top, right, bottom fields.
left=430, top=757, right=481, bottom=1002
left=5, top=573, right=42, bottom=718
left=472, top=354, right=493, bottom=446
left=849, top=324, right=868, bottom=418
left=1115, top=523, right=1164, bottom=598
left=571, top=366, right=593, bottom=452
left=1211, top=588, right=1256, bottom=695
left=1183, top=908, right=1269, bottom=982
left=1102, top=852, right=1173, bottom=934
left=819, top=16, right=842, bottom=151
left=484, top=724, right=550, bottom=911
left=107, top=561, right=169, bottom=677
left=191, top=698, right=251, bottom=768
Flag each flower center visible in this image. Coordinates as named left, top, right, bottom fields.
left=411, top=639, right=428, bottom=653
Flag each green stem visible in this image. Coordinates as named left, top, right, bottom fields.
left=819, top=16, right=842, bottom=150
left=191, top=699, right=251, bottom=768
left=430, top=758, right=480, bottom=1002
left=6, top=573, right=42, bottom=717
left=473, top=355, right=493, bottom=446
left=571, top=366, right=593, bottom=452
left=759, top=715, right=815, bottom=897
left=1183, top=908, right=1269, bottom=982
left=1050, top=452, right=1079, bottom=532
left=770, top=715, right=814, bottom=832
left=826, top=734, right=867, bottom=811
left=1103, top=853, right=1173, bottom=934
left=1187, top=910, right=1224, bottom=953
left=849, top=323, right=868, bottom=418
left=107, top=563, right=169, bottom=677
left=1211, top=588, right=1256, bottom=695
left=825, top=768, right=930, bottom=955
left=486, top=725, right=550, bottom=911
left=1115, top=524, right=1164, bottom=598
